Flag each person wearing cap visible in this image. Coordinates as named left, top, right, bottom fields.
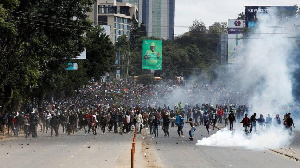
left=162, top=113, right=170, bottom=137
left=177, top=115, right=185, bottom=137
left=144, top=42, right=161, bottom=66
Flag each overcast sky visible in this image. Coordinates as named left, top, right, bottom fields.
left=175, top=0, right=300, bottom=36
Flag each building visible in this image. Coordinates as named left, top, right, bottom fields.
left=87, top=0, right=138, bottom=44
left=245, top=6, right=298, bottom=28
left=118, top=0, right=143, bottom=26
left=142, top=0, right=175, bottom=41
left=118, top=0, right=175, bottom=41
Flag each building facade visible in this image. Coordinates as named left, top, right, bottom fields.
left=87, top=0, right=138, bottom=44
left=118, top=0, right=143, bottom=26
left=87, top=0, right=175, bottom=42
left=142, top=0, right=175, bottom=41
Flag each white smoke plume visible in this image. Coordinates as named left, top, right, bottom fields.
left=197, top=127, right=293, bottom=150
left=196, top=8, right=299, bottom=150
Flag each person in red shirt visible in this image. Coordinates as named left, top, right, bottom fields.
left=217, top=108, right=223, bottom=124
left=240, top=114, right=250, bottom=133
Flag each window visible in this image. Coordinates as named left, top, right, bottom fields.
left=98, top=16, right=107, bottom=25
left=98, top=5, right=116, bottom=14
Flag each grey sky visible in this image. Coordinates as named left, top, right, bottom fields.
left=175, top=0, right=299, bottom=36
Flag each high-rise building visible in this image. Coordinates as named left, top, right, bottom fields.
left=142, top=0, right=175, bottom=40
left=118, top=0, right=143, bottom=26
left=87, top=0, right=138, bottom=44
left=88, top=0, right=175, bottom=42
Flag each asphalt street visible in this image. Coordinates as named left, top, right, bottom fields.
left=1, top=124, right=300, bottom=168
left=0, top=127, right=146, bottom=168
left=144, top=123, right=300, bottom=168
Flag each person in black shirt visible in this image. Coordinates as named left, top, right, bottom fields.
left=228, top=111, right=235, bottom=131
left=163, top=113, right=170, bottom=137
left=50, top=114, right=59, bottom=137
left=285, top=113, right=295, bottom=135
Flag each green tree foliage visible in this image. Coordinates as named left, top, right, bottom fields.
left=85, top=25, right=115, bottom=80
left=121, top=19, right=227, bottom=82
left=237, top=12, right=245, bottom=20
left=0, top=0, right=107, bottom=113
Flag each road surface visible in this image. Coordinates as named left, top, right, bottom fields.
left=1, top=124, right=300, bottom=168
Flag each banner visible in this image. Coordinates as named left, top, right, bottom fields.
left=142, top=39, right=162, bottom=70
left=228, top=19, right=245, bottom=64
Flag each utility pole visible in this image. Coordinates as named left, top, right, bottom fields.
left=126, top=51, right=130, bottom=82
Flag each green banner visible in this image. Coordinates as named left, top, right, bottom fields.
left=142, top=39, right=162, bottom=70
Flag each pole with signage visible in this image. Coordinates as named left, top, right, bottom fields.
left=142, top=39, right=162, bottom=70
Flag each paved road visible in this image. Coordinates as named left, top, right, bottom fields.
left=144, top=124, right=300, bottom=168
left=1, top=124, right=300, bottom=168
left=0, top=128, right=147, bottom=168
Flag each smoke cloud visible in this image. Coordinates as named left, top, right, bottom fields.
left=195, top=8, right=300, bottom=150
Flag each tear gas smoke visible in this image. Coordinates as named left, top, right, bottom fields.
left=196, top=127, right=293, bottom=150
left=195, top=8, right=300, bottom=150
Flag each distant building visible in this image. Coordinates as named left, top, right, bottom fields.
left=118, top=0, right=143, bottom=26
left=142, top=0, right=175, bottom=40
left=87, top=0, right=138, bottom=44
left=118, top=0, right=175, bottom=41
left=245, top=6, right=298, bottom=28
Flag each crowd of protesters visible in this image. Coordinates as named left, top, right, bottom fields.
left=0, top=81, right=298, bottom=140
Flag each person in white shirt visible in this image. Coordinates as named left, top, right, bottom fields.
left=135, top=112, right=143, bottom=133
left=125, top=113, right=131, bottom=133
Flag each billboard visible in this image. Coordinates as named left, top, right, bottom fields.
left=142, top=39, right=162, bottom=70
left=245, top=6, right=298, bottom=28
left=228, top=19, right=245, bottom=64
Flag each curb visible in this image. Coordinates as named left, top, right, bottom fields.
left=269, top=149, right=300, bottom=162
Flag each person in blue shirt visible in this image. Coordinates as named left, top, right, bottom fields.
left=153, top=116, right=160, bottom=138
left=177, top=115, right=184, bottom=137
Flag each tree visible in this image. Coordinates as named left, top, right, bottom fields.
left=237, top=12, right=245, bottom=20
left=85, top=25, right=115, bottom=80
left=189, top=20, right=207, bottom=33
left=0, top=0, right=94, bottom=113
